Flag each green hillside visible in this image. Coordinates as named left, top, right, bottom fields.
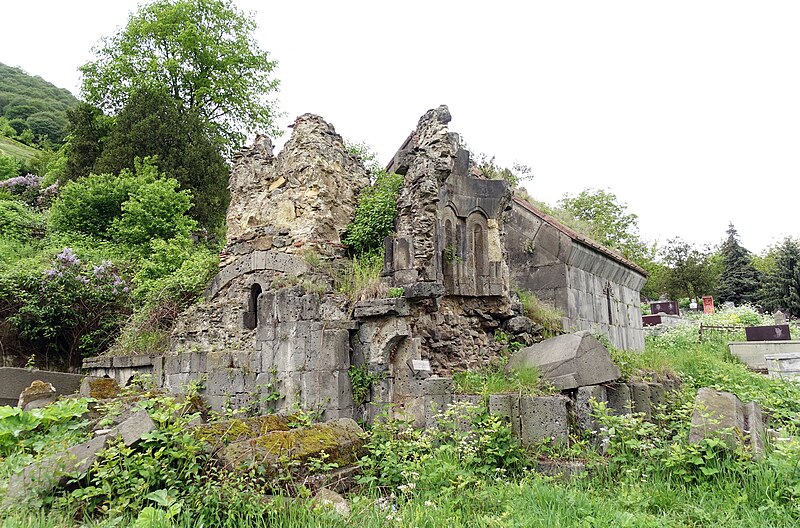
left=0, top=134, right=42, bottom=163
left=0, top=62, right=79, bottom=145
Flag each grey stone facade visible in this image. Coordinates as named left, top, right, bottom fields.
left=505, top=197, right=646, bottom=351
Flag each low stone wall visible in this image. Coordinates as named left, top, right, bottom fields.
left=419, top=378, right=681, bottom=446
left=0, top=367, right=85, bottom=406
left=729, top=341, right=800, bottom=371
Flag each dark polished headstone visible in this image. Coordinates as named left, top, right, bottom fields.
left=650, top=301, right=679, bottom=316
left=745, top=325, right=791, bottom=342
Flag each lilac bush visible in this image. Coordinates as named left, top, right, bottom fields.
left=9, top=248, right=131, bottom=370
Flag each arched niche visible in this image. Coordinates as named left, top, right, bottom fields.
left=244, top=283, right=262, bottom=330
left=466, top=211, right=489, bottom=295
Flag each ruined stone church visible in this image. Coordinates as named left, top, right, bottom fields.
left=85, top=105, right=645, bottom=421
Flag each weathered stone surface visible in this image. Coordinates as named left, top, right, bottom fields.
left=313, top=488, right=350, bottom=517
left=2, top=434, right=109, bottom=507
left=194, top=414, right=292, bottom=448
left=226, top=115, right=370, bottom=248
left=506, top=331, right=621, bottom=390
left=689, top=388, right=745, bottom=448
left=575, top=385, right=607, bottom=432
left=18, top=380, right=56, bottom=410
left=111, top=409, right=156, bottom=446
left=219, top=418, right=364, bottom=472
left=744, top=401, right=766, bottom=460
left=606, top=382, right=632, bottom=415
left=629, top=382, right=652, bottom=419
left=353, top=298, right=410, bottom=319
left=505, top=315, right=534, bottom=335
left=517, top=395, right=570, bottom=446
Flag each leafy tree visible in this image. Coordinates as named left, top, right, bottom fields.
left=558, top=188, right=643, bottom=260
left=760, top=237, right=800, bottom=317
left=94, top=89, right=229, bottom=230
left=62, top=103, right=113, bottom=182
left=80, top=0, right=280, bottom=147
left=344, top=171, right=404, bottom=257
left=660, top=238, right=720, bottom=302
left=717, top=223, right=761, bottom=306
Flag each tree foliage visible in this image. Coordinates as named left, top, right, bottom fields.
left=79, top=0, right=280, bottom=147
left=660, top=238, right=720, bottom=301
left=62, top=103, right=113, bottom=182
left=558, top=188, right=643, bottom=260
left=717, top=223, right=760, bottom=306
left=760, top=237, right=800, bottom=317
left=94, top=89, right=230, bottom=230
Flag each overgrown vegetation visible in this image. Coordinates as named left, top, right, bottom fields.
left=6, top=314, right=800, bottom=527
left=343, top=170, right=404, bottom=258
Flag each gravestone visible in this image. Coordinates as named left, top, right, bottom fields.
left=774, top=311, right=787, bottom=325
left=745, top=325, right=791, bottom=342
left=650, top=301, right=679, bottom=316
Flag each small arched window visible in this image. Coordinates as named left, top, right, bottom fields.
left=244, top=283, right=262, bottom=330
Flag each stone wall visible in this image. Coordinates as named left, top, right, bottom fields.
left=505, top=197, right=646, bottom=351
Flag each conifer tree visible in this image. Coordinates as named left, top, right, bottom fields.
left=761, top=237, right=800, bottom=317
left=717, top=223, right=761, bottom=306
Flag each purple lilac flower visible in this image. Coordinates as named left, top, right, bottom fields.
left=0, top=174, right=41, bottom=190
left=56, top=248, right=80, bottom=266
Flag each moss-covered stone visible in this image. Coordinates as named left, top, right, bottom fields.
left=80, top=377, right=121, bottom=399
left=194, top=414, right=291, bottom=446
left=219, top=418, right=364, bottom=474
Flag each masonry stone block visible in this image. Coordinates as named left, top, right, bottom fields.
left=606, top=382, right=632, bottom=415
left=164, top=355, right=181, bottom=376
left=648, top=382, right=666, bottom=411
left=207, top=352, right=233, bottom=371
left=422, top=377, right=453, bottom=396
left=488, top=394, right=516, bottom=419
left=629, top=382, right=651, bottom=419
left=276, top=288, right=303, bottom=322
left=576, top=385, right=607, bottom=432
left=506, top=331, right=621, bottom=390
left=302, top=293, right=320, bottom=320
left=353, top=298, right=410, bottom=319
left=518, top=395, right=570, bottom=446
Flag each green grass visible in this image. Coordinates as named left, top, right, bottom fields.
left=0, top=135, right=42, bottom=163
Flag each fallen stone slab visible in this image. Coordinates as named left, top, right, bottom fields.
left=110, top=409, right=157, bottom=446
left=2, top=434, right=109, bottom=507
left=689, top=388, right=745, bottom=449
left=79, top=377, right=121, bottom=399
left=506, top=331, right=621, bottom=390
left=194, top=414, right=292, bottom=448
left=219, top=418, right=364, bottom=473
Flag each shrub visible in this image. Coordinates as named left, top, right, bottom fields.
left=8, top=248, right=131, bottom=369
left=343, top=170, right=403, bottom=257
left=0, top=199, right=42, bottom=241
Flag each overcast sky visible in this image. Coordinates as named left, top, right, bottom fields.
left=3, top=1, right=798, bottom=253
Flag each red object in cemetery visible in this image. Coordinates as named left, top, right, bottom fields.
left=702, top=296, right=715, bottom=314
